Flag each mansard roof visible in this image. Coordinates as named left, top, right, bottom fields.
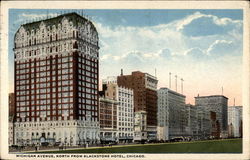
left=18, top=12, right=97, bottom=33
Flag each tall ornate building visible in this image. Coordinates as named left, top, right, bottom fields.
left=13, top=12, right=99, bottom=146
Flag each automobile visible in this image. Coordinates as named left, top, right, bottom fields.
left=54, top=142, right=61, bottom=146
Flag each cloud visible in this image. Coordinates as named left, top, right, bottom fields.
left=16, top=13, right=59, bottom=23
left=207, top=40, right=235, bottom=56
left=184, top=47, right=207, bottom=59
left=19, top=13, right=58, bottom=20
left=175, top=12, right=242, bottom=37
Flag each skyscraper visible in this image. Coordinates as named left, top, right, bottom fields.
left=195, top=95, right=228, bottom=138
left=157, top=88, right=186, bottom=140
left=117, top=71, right=158, bottom=142
left=13, top=12, right=99, bottom=146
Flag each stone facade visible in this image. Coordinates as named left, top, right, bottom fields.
left=195, top=95, right=228, bottom=138
left=157, top=88, right=186, bottom=140
left=101, top=77, right=134, bottom=143
left=99, top=97, right=118, bottom=143
left=228, top=106, right=242, bottom=137
left=117, top=71, right=158, bottom=141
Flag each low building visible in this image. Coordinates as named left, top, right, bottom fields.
left=99, top=97, right=118, bottom=144
left=228, top=106, right=242, bottom=138
left=134, top=111, right=147, bottom=142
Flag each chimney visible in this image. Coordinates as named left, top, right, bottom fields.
left=121, top=69, right=123, bottom=76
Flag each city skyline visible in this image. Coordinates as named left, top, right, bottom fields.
left=8, top=9, right=243, bottom=106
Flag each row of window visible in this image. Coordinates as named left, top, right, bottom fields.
left=118, top=127, right=133, bottom=131
left=16, top=86, right=74, bottom=93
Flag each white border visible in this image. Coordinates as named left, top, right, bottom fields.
left=1, top=1, right=249, bottom=160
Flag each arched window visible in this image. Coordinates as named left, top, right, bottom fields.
left=50, top=35, right=52, bottom=42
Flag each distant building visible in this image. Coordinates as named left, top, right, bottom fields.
left=118, top=71, right=158, bottom=141
left=184, top=104, right=198, bottom=139
left=157, top=88, right=186, bottom=140
left=195, top=95, right=228, bottom=138
left=117, top=86, right=134, bottom=143
left=196, top=106, right=212, bottom=139
left=102, top=76, right=117, bottom=85
left=13, top=12, right=100, bottom=146
left=228, top=106, right=242, bottom=138
left=100, top=79, right=134, bottom=143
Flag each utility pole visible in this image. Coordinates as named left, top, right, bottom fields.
left=181, top=78, right=184, bottom=94
left=175, top=75, right=177, bottom=92
left=169, top=72, right=171, bottom=89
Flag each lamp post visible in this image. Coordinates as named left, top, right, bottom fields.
left=62, top=111, right=69, bottom=149
left=64, top=137, right=67, bottom=150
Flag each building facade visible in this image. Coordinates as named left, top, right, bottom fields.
left=99, top=97, right=118, bottom=143
left=196, top=106, right=212, bottom=139
left=102, top=77, right=134, bottom=143
left=195, top=95, right=228, bottom=138
left=157, top=88, right=186, bottom=140
left=9, top=93, right=15, bottom=117
left=228, top=106, right=242, bottom=138
left=184, top=104, right=198, bottom=139
left=13, top=13, right=99, bottom=146
left=117, top=71, right=158, bottom=141
left=134, top=111, right=147, bottom=142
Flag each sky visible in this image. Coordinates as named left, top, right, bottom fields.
left=8, top=9, right=243, bottom=106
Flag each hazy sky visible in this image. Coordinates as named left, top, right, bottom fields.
left=8, top=9, right=243, bottom=105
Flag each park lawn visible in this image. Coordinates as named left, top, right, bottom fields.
left=37, top=139, right=242, bottom=154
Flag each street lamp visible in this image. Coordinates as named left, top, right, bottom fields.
left=64, top=137, right=67, bottom=150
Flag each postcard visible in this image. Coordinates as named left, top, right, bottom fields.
left=0, top=1, right=249, bottom=160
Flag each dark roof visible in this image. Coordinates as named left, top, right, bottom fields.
left=19, top=12, right=97, bottom=33
left=195, top=95, right=228, bottom=99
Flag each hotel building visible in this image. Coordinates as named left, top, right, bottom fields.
left=13, top=12, right=99, bottom=146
